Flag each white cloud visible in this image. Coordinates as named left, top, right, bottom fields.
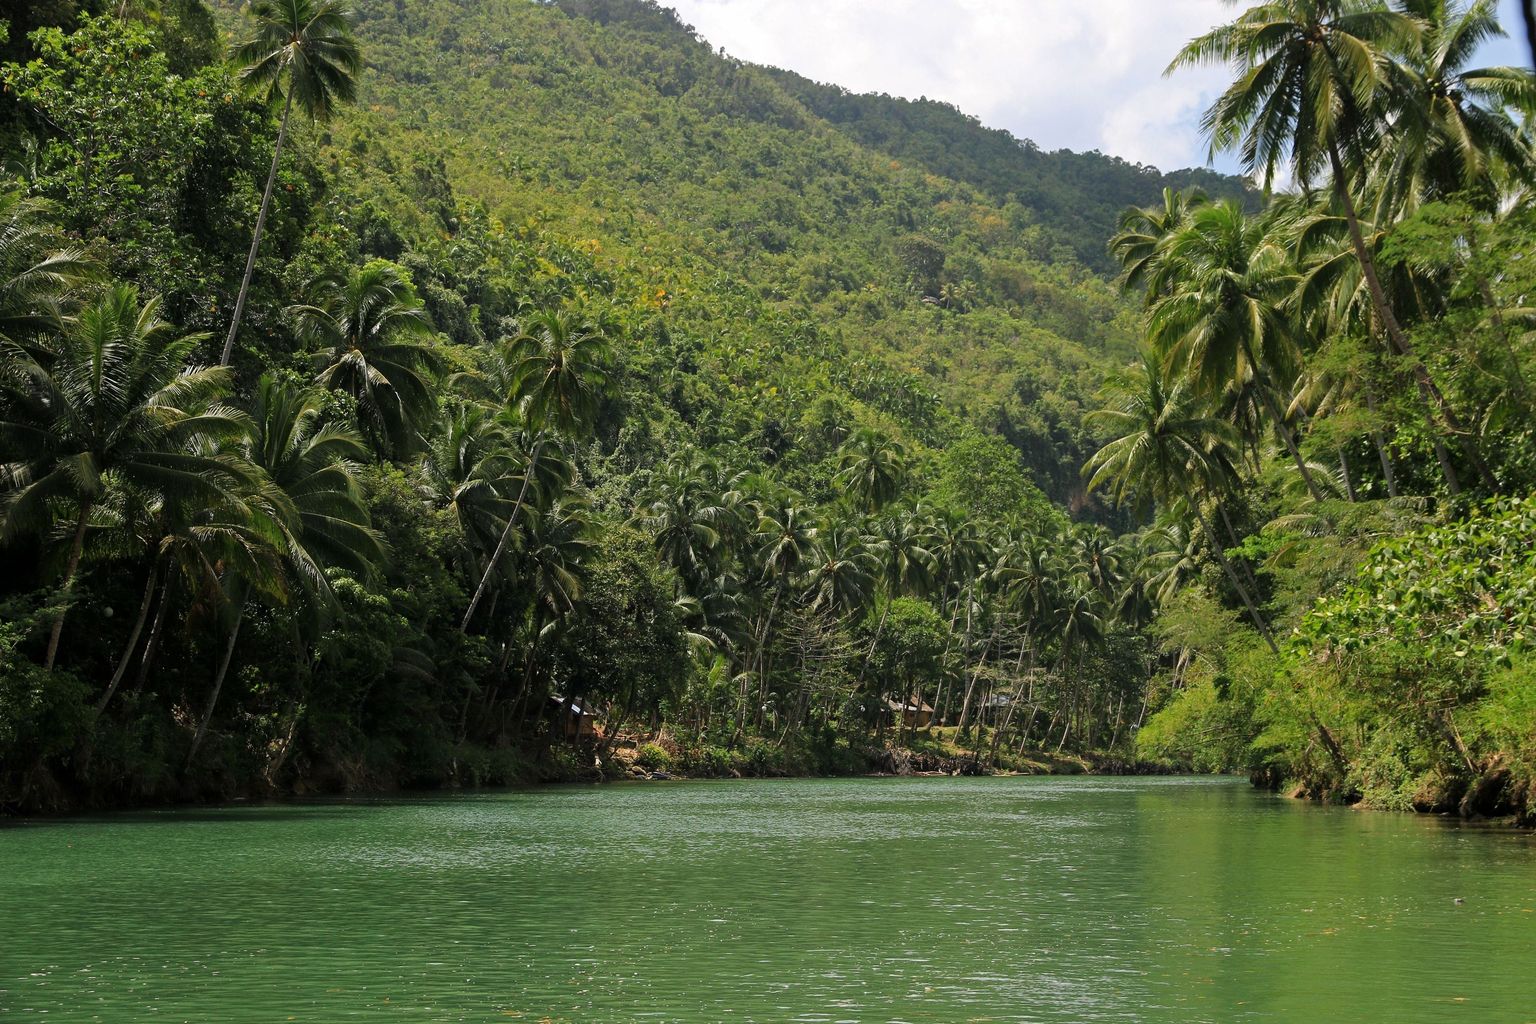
left=665, top=0, right=1238, bottom=171
left=663, top=0, right=1533, bottom=172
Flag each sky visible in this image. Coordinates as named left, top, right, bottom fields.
left=664, top=0, right=1532, bottom=175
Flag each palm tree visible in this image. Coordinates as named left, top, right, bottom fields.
left=221, top=0, right=360, bottom=366
left=420, top=402, right=522, bottom=557
left=187, top=375, right=384, bottom=764
left=804, top=523, right=879, bottom=619
left=635, top=453, right=730, bottom=587
left=1171, top=1, right=1491, bottom=487
left=0, top=190, right=92, bottom=357
left=245, top=374, right=383, bottom=590
left=0, top=285, right=248, bottom=670
left=1083, top=354, right=1279, bottom=653
left=460, top=310, right=612, bottom=631
left=1375, top=0, right=1536, bottom=220
left=296, top=263, right=442, bottom=458
left=834, top=428, right=908, bottom=513
left=857, top=507, right=936, bottom=686
left=749, top=500, right=818, bottom=726
left=1110, top=186, right=1207, bottom=296
left=1146, top=200, right=1326, bottom=500
left=504, top=309, right=615, bottom=435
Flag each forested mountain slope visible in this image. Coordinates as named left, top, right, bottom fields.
left=313, top=0, right=1244, bottom=505
left=763, top=71, right=1250, bottom=274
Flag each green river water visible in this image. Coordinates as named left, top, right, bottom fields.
left=2, top=776, right=1534, bottom=1023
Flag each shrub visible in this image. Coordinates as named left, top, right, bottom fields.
left=636, top=741, right=673, bottom=771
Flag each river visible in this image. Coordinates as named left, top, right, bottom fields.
left=2, top=776, right=1534, bottom=1022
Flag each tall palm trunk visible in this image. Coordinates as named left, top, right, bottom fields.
left=1249, top=367, right=1323, bottom=502
left=97, top=558, right=160, bottom=713
left=221, top=87, right=295, bottom=367
left=44, top=500, right=94, bottom=672
left=1327, top=140, right=1493, bottom=492
left=1362, top=388, right=1399, bottom=498
left=462, top=440, right=542, bottom=631
left=1193, top=500, right=1278, bottom=655
left=1338, top=451, right=1358, bottom=502
left=188, top=602, right=245, bottom=766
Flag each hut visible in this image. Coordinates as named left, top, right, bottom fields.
left=886, top=695, right=935, bottom=730
left=547, top=694, right=603, bottom=741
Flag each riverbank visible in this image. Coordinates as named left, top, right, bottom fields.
left=3, top=727, right=1171, bottom=817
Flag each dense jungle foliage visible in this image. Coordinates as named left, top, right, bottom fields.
left=1, top=0, right=1534, bottom=820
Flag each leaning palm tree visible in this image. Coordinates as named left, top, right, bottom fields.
left=1083, top=354, right=1278, bottom=653
left=221, top=0, right=361, bottom=366
left=296, top=263, right=442, bottom=458
left=0, top=284, right=248, bottom=670
left=1170, top=1, right=1492, bottom=487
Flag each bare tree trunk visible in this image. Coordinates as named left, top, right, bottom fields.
left=133, top=573, right=173, bottom=696
left=1195, top=502, right=1278, bottom=655
left=1256, top=380, right=1324, bottom=502
left=1338, top=451, right=1358, bottom=503
left=463, top=440, right=543, bottom=631
left=97, top=559, right=159, bottom=713
left=1362, top=388, right=1399, bottom=498
left=221, top=87, right=295, bottom=367
left=44, top=501, right=93, bottom=672
left=187, top=603, right=245, bottom=766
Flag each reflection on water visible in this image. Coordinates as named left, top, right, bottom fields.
left=2, top=777, right=1534, bottom=1022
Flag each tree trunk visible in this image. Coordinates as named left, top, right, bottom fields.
left=97, top=558, right=159, bottom=713
left=44, top=500, right=94, bottom=672
left=857, top=595, right=893, bottom=688
left=187, top=603, right=245, bottom=766
left=462, top=440, right=542, bottom=631
left=221, top=87, right=295, bottom=367
left=1362, top=387, right=1399, bottom=498
left=1255, top=376, right=1324, bottom=502
left=133, top=571, right=173, bottom=696
left=1195, top=502, right=1278, bottom=655
left=1327, top=139, right=1494, bottom=492
left=1338, top=451, right=1358, bottom=503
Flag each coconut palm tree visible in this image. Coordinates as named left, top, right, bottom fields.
left=421, top=402, right=523, bottom=558
left=297, top=263, right=442, bottom=458
left=635, top=452, right=732, bottom=586
left=1375, top=0, right=1536, bottom=220
left=1146, top=200, right=1326, bottom=500
left=834, top=428, right=908, bottom=513
left=458, top=312, right=612, bottom=632
left=504, top=309, right=615, bottom=435
left=1171, top=1, right=1492, bottom=487
left=186, top=375, right=383, bottom=764
left=804, top=523, right=879, bottom=620
left=0, top=285, right=248, bottom=671
left=1083, top=354, right=1279, bottom=653
left=1110, top=186, right=1207, bottom=297
left=221, top=0, right=360, bottom=366
left=459, top=309, right=614, bottom=631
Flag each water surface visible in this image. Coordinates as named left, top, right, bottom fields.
left=3, top=776, right=1534, bottom=1022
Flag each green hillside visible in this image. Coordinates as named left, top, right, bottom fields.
left=764, top=70, right=1251, bottom=273
left=310, top=0, right=1250, bottom=504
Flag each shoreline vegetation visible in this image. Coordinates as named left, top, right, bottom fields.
left=3, top=1, right=1536, bottom=826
